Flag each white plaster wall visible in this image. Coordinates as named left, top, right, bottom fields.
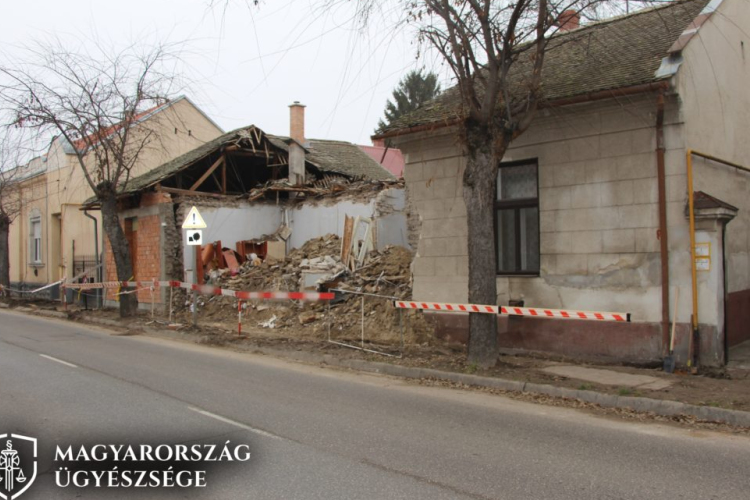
left=288, top=200, right=375, bottom=250
left=395, top=95, right=693, bottom=324
left=376, top=188, right=410, bottom=249
left=182, top=203, right=282, bottom=281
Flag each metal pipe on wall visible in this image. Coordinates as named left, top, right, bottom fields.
left=685, top=150, right=750, bottom=368
left=655, top=91, right=670, bottom=356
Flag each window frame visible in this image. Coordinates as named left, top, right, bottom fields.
left=494, top=159, right=540, bottom=276
left=29, top=216, right=43, bottom=266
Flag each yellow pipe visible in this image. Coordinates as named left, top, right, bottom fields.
left=685, top=150, right=750, bottom=362
left=686, top=151, right=697, bottom=330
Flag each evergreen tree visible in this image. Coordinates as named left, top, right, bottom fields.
left=376, top=70, right=441, bottom=133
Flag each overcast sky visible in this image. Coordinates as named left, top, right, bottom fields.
left=0, top=0, right=449, bottom=145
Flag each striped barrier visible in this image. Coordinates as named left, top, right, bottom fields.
left=62, top=280, right=334, bottom=301
left=393, top=301, right=630, bottom=322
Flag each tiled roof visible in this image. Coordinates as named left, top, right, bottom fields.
left=304, top=139, right=394, bottom=181
left=359, top=145, right=405, bottom=177
left=692, top=191, right=738, bottom=212
left=378, top=0, right=709, bottom=136
left=120, top=126, right=393, bottom=195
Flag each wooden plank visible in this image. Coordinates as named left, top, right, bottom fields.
left=341, top=215, right=354, bottom=268
left=189, top=155, right=225, bottom=191
left=159, top=186, right=229, bottom=199
left=221, top=161, right=227, bottom=194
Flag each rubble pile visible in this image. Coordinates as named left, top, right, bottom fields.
left=195, top=234, right=433, bottom=344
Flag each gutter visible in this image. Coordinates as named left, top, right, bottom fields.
left=372, top=81, right=671, bottom=140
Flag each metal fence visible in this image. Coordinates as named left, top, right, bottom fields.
left=68, top=254, right=102, bottom=309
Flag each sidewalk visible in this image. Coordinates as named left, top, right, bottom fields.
left=6, top=300, right=750, bottom=429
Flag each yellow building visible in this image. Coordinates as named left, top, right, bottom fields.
left=7, top=96, right=223, bottom=296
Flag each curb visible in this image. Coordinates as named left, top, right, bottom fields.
left=26, top=308, right=750, bottom=429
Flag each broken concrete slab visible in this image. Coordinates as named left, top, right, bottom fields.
left=542, top=365, right=673, bottom=391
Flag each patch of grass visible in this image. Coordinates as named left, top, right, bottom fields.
left=578, top=383, right=593, bottom=391
left=465, top=362, right=479, bottom=374
left=618, top=388, right=634, bottom=397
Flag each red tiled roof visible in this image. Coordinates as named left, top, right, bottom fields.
left=359, top=145, right=405, bottom=177
left=70, top=102, right=167, bottom=151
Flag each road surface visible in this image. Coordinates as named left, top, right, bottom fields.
left=1, top=309, right=748, bottom=499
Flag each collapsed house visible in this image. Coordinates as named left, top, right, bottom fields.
left=85, top=103, right=409, bottom=307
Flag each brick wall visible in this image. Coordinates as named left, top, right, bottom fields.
left=103, top=214, right=162, bottom=304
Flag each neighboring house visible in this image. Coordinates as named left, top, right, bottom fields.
left=7, top=96, right=224, bottom=297
left=360, top=139, right=406, bottom=177
left=88, top=103, right=404, bottom=307
left=376, top=0, right=750, bottom=367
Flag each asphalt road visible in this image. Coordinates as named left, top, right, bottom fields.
left=1, top=309, right=749, bottom=499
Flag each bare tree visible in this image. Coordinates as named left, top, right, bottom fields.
left=355, top=0, right=612, bottom=366
left=220, top=0, right=633, bottom=366
left=0, top=129, right=26, bottom=295
left=409, top=0, right=559, bottom=366
left=0, top=40, right=180, bottom=316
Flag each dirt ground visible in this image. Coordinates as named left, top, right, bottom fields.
left=6, top=297, right=750, bottom=433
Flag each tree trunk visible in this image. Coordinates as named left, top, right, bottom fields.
left=100, top=192, right=137, bottom=317
left=0, top=215, right=10, bottom=297
left=462, top=125, right=506, bottom=367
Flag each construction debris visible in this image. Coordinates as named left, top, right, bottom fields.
left=188, top=234, right=432, bottom=345
left=246, top=178, right=403, bottom=203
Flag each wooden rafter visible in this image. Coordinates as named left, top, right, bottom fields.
left=221, top=161, right=226, bottom=194
left=190, top=155, right=225, bottom=191
left=159, top=186, right=229, bottom=199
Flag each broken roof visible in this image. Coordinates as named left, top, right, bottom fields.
left=377, top=0, right=710, bottom=137
left=303, top=139, right=395, bottom=181
left=120, top=125, right=393, bottom=196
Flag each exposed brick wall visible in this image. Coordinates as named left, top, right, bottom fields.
left=135, top=215, right=161, bottom=303
left=104, top=236, right=116, bottom=302
left=103, top=214, right=162, bottom=304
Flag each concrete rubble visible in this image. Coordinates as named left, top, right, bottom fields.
left=192, top=234, right=433, bottom=343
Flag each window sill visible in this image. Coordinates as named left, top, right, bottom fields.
left=496, top=272, right=539, bottom=277
left=28, top=263, right=45, bottom=269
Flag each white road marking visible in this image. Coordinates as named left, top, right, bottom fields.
left=187, top=407, right=282, bottom=440
left=39, top=354, right=78, bottom=368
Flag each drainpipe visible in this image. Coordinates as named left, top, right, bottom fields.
left=83, top=210, right=100, bottom=309
left=655, top=90, right=670, bottom=356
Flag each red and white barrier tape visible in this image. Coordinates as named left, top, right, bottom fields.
left=394, top=301, right=499, bottom=314
left=393, top=300, right=630, bottom=322
left=62, top=280, right=334, bottom=301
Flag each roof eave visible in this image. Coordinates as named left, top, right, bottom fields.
left=373, top=80, right=671, bottom=141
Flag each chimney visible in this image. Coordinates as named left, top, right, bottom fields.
left=289, top=101, right=306, bottom=145
left=556, top=10, right=580, bottom=31
left=288, top=101, right=306, bottom=186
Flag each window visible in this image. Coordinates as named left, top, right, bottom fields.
left=30, top=217, right=42, bottom=264
left=496, top=161, right=539, bottom=274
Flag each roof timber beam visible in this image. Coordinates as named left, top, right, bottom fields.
left=190, top=155, right=225, bottom=191
left=157, top=185, right=230, bottom=199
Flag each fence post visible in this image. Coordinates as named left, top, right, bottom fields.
left=168, top=286, right=174, bottom=323
left=238, top=300, right=243, bottom=336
